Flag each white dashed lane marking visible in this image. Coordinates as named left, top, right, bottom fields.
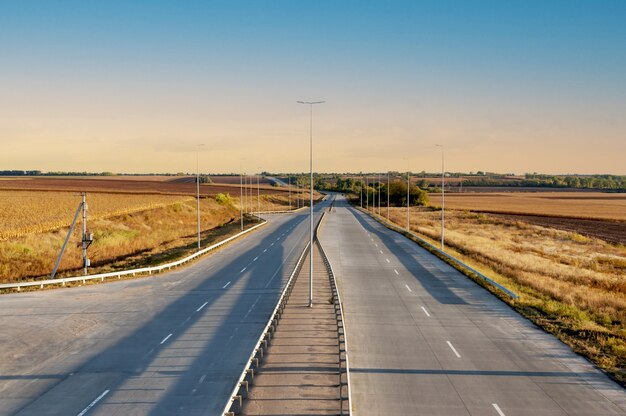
left=492, top=403, right=506, bottom=416
left=447, top=341, right=461, bottom=358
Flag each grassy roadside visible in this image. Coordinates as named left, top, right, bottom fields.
left=351, top=199, right=626, bottom=387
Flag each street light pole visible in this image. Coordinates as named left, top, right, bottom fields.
left=407, top=170, right=410, bottom=231
left=436, top=144, right=445, bottom=250
left=196, top=144, right=204, bottom=250
left=378, top=173, right=381, bottom=216
left=297, top=100, right=325, bottom=308
left=360, top=176, right=363, bottom=208
left=365, top=176, right=368, bottom=210
left=257, top=168, right=261, bottom=215
left=387, top=171, right=390, bottom=221
left=240, top=159, right=245, bottom=230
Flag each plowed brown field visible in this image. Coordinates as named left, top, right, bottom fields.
left=0, top=177, right=289, bottom=196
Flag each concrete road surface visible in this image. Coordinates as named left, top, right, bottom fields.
left=320, top=195, right=626, bottom=416
left=0, top=200, right=328, bottom=416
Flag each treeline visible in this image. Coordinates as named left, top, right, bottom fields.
left=319, top=176, right=429, bottom=206
left=458, top=174, right=625, bottom=190
left=521, top=174, right=625, bottom=190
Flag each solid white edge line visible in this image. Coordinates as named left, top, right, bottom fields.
left=223, top=281, right=231, bottom=289
left=77, top=389, right=110, bottom=416
left=492, top=403, right=506, bottom=416
left=160, top=333, right=173, bottom=345
left=405, top=284, right=412, bottom=292
left=196, top=301, right=208, bottom=312
left=447, top=340, right=461, bottom=358
left=421, top=306, right=431, bottom=317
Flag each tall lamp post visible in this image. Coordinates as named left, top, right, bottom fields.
left=257, top=167, right=261, bottom=215
left=297, top=100, right=325, bottom=308
left=240, top=158, right=245, bottom=231
left=365, top=176, right=368, bottom=210
left=387, top=171, right=390, bottom=221
left=196, top=144, right=205, bottom=250
left=378, top=173, right=381, bottom=216
left=360, top=176, right=363, bottom=208
left=288, top=175, right=292, bottom=210
left=436, top=144, right=445, bottom=251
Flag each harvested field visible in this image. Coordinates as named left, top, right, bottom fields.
left=209, top=175, right=273, bottom=185
left=372, top=205, right=626, bottom=384
left=0, top=177, right=291, bottom=196
left=0, top=191, right=192, bottom=240
left=430, top=191, right=626, bottom=221
left=0, top=196, right=245, bottom=282
left=492, top=213, right=626, bottom=246
left=0, top=187, right=319, bottom=283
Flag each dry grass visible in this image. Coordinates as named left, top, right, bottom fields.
left=248, top=192, right=321, bottom=212
left=377, top=206, right=626, bottom=384
left=0, top=189, right=317, bottom=283
left=430, top=192, right=626, bottom=221
left=0, top=194, right=247, bottom=282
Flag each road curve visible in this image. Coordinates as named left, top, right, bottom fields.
left=319, top=195, right=626, bottom=416
left=0, top=200, right=329, bottom=416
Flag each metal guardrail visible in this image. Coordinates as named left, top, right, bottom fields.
left=222, top=238, right=311, bottom=415
left=0, top=220, right=267, bottom=293
left=316, top=209, right=353, bottom=415
left=357, top=207, right=518, bottom=300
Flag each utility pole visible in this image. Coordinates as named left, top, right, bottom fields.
left=257, top=169, right=260, bottom=215
left=81, top=193, right=91, bottom=275
left=297, top=100, right=325, bottom=308
left=288, top=175, right=292, bottom=210
left=51, top=194, right=91, bottom=279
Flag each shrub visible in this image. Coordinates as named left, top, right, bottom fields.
left=215, top=193, right=233, bottom=205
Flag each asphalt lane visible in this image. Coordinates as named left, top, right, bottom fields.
left=0, top=201, right=328, bottom=416
left=320, top=195, right=626, bottom=416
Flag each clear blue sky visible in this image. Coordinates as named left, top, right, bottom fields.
left=1, top=1, right=625, bottom=174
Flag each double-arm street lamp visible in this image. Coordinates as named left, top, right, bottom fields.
left=297, top=100, right=325, bottom=307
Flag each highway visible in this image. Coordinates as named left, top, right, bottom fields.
left=319, top=195, right=626, bottom=416
left=0, top=201, right=328, bottom=416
